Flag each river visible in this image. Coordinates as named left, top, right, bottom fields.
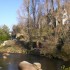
left=0, top=53, right=69, bottom=70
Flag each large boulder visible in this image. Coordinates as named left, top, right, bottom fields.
left=18, top=61, right=42, bottom=70
left=16, top=33, right=29, bottom=41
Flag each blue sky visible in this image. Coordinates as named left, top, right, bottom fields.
left=0, top=0, right=22, bottom=31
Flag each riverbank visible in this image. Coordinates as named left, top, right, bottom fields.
left=0, top=45, right=26, bottom=53
left=0, top=39, right=70, bottom=62
left=0, top=40, right=27, bottom=53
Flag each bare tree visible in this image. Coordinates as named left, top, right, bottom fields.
left=51, top=0, right=54, bottom=12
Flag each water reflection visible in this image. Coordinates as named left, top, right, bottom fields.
left=0, top=53, right=69, bottom=70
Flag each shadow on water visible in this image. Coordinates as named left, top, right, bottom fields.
left=0, top=53, right=70, bottom=70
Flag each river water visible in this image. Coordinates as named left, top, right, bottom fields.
left=0, top=53, right=68, bottom=70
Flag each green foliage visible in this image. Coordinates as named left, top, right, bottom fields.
left=0, top=25, right=10, bottom=41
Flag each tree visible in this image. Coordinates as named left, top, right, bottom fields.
left=0, top=25, right=10, bottom=41
left=16, top=0, right=70, bottom=60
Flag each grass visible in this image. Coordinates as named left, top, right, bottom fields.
left=64, top=68, right=70, bottom=70
left=61, top=65, right=70, bottom=70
